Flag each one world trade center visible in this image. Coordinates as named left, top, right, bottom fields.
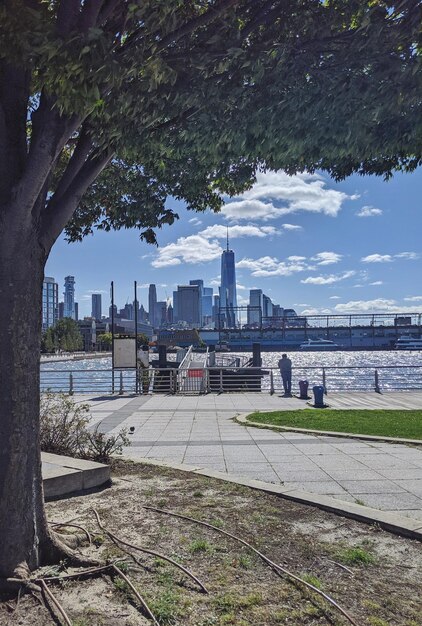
left=219, top=231, right=237, bottom=328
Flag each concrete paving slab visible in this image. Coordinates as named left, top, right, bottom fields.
left=77, top=391, right=422, bottom=527
left=337, top=480, right=406, bottom=494
left=42, top=452, right=110, bottom=498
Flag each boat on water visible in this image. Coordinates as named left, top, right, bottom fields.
left=394, top=336, right=422, bottom=350
left=299, top=338, right=339, bottom=351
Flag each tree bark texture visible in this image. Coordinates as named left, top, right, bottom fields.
left=0, top=221, right=53, bottom=580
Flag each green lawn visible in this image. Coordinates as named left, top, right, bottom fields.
left=245, top=409, right=422, bottom=440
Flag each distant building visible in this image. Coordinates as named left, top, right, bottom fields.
left=175, top=285, right=201, bottom=327
left=91, top=293, right=102, bottom=320
left=202, top=287, right=213, bottom=327
left=172, top=290, right=179, bottom=321
left=63, top=276, right=75, bottom=319
left=156, top=301, right=167, bottom=327
left=219, top=234, right=237, bottom=328
left=121, top=302, right=134, bottom=320
left=212, top=294, right=220, bottom=326
left=139, top=304, right=147, bottom=322
left=248, top=289, right=263, bottom=326
left=148, top=284, right=157, bottom=327
left=58, top=301, right=64, bottom=319
left=74, top=302, right=78, bottom=321
left=262, top=294, right=273, bottom=324
left=109, top=304, right=118, bottom=319
left=190, top=280, right=203, bottom=326
left=42, top=277, right=58, bottom=331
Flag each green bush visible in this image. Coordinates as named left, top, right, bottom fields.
left=40, top=392, right=129, bottom=462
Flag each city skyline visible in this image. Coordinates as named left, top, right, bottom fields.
left=46, top=168, right=422, bottom=319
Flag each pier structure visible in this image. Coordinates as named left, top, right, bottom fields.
left=199, top=311, right=422, bottom=351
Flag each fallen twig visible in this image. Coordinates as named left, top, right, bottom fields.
left=92, top=508, right=208, bottom=593
left=323, top=558, right=354, bottom=576
left=112, top=564, right=160, bottom=626
left=143, top=505, right=361, bottom=626
left=40, top=579, right=72, bottom=626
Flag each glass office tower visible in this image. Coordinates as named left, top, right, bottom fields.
left=63, top=275, right=75, bottom=319
left=220, top=238, right=237, bottom=328
left=42, top=277, right=58, bottom=331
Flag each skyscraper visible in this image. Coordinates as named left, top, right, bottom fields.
left=248, top=289, right=263, bottom=326
left=91, top=293, right=102, bottom=320
left=189, top=280, right=203, bottom=326
left=42, top=277, right=58, bottom=331
left=176, top=285, right=201, bottom=327
left=148, top=284, right=157, bottom=327
left=219, top=231, right=237, bottom=328
left=63, top=276, right=75, bottom=319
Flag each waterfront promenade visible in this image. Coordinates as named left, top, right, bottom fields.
left=66, top=391, right=422, bottom=527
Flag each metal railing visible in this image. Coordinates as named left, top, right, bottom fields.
left=40, top=365, right=422, bottom=395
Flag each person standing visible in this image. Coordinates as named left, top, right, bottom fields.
left=137, top=344, right=150, bottom=394
left=278, top=353, right=292, bottom=396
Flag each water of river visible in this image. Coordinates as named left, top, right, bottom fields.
left=40, top=351, right=422, bottom=393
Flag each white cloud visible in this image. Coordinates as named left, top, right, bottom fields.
left=395, top=252, right=420, bottom=260
left=221, top=171, right=357, bottom=221
left=404, top=296, right=422, bottom=302
left=361, top=252, right=420, bottom=263
left=152, top=235, right=222, bottom=268
left=333, top=299, right=418, bottom=313
left=311, top=251, right=343, bottom=265
left=188, top=217, right=202, bottom=225
left=356, top=205, right=383, bottom=217
left=200, top=224, right=277, bottom=239
left=221, top=199, right=281, bottom=221
left=282, top=223, right=302, bottom=231
left=329, top=296, right=341, bottom=300
left=287, top=255, right=307, bottom=262
left=300, top=307, right=332, bottom=315
left=301, top=271, right=355, bottom=285
left=369, top=281, right=383, bottom=286
left=361, top=254, right=393, bottom=263
left=237, top=256, right=311, bottom=277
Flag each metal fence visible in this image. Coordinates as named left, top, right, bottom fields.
left=40, top=365, right=422, bottom=395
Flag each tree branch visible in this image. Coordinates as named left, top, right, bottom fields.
left=98, top=0, right=122, bottom=25
left=39, top=149, right=113, bottom=250
left=239, top=0, right=280, bottom=40
left=51, top=125, right=94, bottom=205
left=10, top=91, right=82, bottom=225
left=56, top=0, right=81, bottom=37
left=79, top=0, right=104, bottom=32
left=117, top=0, right=241, bottom=57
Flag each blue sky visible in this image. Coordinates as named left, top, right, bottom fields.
left=46, top=168, right=422, bottom=319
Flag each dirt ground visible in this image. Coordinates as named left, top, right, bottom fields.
left=1, top=460, right=422, bottom=626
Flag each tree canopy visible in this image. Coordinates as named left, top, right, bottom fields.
left=1, top=1, right=421, bottom=249
left=42, top=318, right=83, bottom=352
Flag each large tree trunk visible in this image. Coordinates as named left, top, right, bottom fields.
left=0, top=222, right=56, bottom=582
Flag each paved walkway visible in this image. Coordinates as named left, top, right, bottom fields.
left=74, top=392, right=422, bottom=523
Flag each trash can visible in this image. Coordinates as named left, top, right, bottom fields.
left=312, top=385, right=325, bottom=408
left=299, top=380, right=309, bottom=399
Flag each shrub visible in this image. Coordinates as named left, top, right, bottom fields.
left=84, top=426, right=130, bottom=463
left=40, top=392, right=90, bottom=457
left=40, top=392, right=129, bottom=462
